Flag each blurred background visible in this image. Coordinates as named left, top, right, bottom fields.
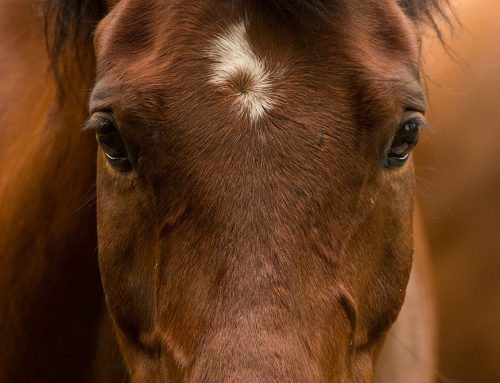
left=417, top=0, right=500, bottom=381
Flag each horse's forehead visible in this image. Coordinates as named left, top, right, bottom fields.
left=96, top=0, right=419, bottom=69
left=93, top=0, right=422, bottom=121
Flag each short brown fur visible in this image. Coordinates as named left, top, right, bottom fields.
left=0, top=0, right=447, bottom=382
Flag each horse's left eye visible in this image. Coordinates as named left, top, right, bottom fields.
left=90, top=114, right=132, bottom=172
left=385, top=112, right=427, bottom=168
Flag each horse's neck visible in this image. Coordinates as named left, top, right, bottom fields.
left=0, top=2, right=122, bottom=381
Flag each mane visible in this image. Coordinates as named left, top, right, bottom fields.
left=397, top=0, right=452, bottom=38
left=43, top=0, right=450, bottom=102
left=44, top=0, right=107, bottom=102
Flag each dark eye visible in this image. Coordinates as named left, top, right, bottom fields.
left=385, top=112, right=427, bottom=168
left=91, top=114, right=132, bottom=172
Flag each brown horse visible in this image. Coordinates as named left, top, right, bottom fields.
left=0, top=0, right=448, bottom=382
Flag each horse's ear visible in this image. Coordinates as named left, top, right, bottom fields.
left=43, top=0, right=108, bottom=103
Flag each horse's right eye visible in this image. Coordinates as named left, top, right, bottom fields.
left=89, top=114, right=133, bottom=172
left=384, top=111, right=428, bottom=169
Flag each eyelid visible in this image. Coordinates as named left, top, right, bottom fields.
left=83, top=111, right=114, bottom=131
left=402, top=111, right=430, bottom=130
left=88, top=97, right=114, bottom=114
left=402, top=82, right=426, bottom=114
left=405, top=101, right=426, bottom=115
left=83, top=118, right=100, bottom=131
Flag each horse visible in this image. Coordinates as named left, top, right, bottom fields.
left=0, top=0, right=448, bottom=381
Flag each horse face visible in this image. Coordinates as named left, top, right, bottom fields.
left=89, top=0, right=425, bottom=381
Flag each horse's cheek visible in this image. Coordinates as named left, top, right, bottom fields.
left=96, top=158, right=157, bottom=348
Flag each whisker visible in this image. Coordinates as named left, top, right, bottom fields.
left=415, top=174, right=451, bottom=196
left=415, top=175, right=454, bottom=218
left=72, top=183, right=97, bottom=215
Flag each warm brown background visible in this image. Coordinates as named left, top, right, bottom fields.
left=418, top=0, right=500, bottom=381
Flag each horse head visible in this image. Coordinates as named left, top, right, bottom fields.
left=54, top=0, right=445, bottom=381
